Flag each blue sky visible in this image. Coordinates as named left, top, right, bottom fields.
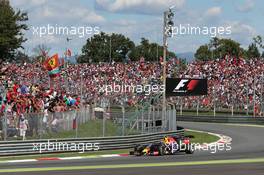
left=10, top=0, right=264, bottom=56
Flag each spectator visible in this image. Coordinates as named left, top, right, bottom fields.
left=19, top=114, right=29, bottom=140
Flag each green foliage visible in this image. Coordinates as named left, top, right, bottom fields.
left=0, top=0, right=28, bottom=61
left=208, top=37, right=220, bottom=59
left=253, top=35, right=264, bottom=58
left=247, top=43, right=260, bottom=58
left=80, top=32, right=135, bottom=63
left=195, top=37, right=251, bottom=60
left=13, top=50, right=30, bottom=63
left=129, top=38, right=176, bottom=61
left=253, top=35, right=263, bottom=49
left=80, top=34, right=176, bottom=63
left=215, top=38, right=241, bottom=57
left=194, top=44, right=211, bottom=61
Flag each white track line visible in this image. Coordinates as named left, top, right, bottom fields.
left=6, top=159, right=38, bottom=163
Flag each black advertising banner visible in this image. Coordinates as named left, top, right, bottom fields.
left=166, top=78, right=208, bottom=96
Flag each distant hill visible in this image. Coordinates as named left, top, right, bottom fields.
left=176, top=52, right=195, bottom=62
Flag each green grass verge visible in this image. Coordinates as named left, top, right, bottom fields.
left=185, top=131, right=219, bottom=144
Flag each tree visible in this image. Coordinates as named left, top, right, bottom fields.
left=32, top=44, right=51, bottom=63
left=253, top=35, right=263, bottom=48
left=194, top=44, right=211, bottom=61
left=216, top=38, right=241, bottom=58
left=129, top=38, right=176, bottom=61
left=13, top=50, right=30, bottom=63
left=81, top=32, right=135, bottom=63
left=195, top=38, right=243, bottom=61
left=208, top=37, right=220, bottom=59
left=253, top=35, right=264, bottom=58
left=0, top=0, right=28, bottom=61
left=247, top=43, right=260, bottom=58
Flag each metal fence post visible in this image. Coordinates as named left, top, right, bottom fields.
left=180, top=98, right=183, bottom=115
left=172, top=103, right=177, bottom=131
left=213, top=87, right=216, bottom=117
left=141, top=108, right=144, bottom=134
left=40, top=113, right=43, bottom=139
left=75, top=111, right=78, bottom=138
left=102, top=112, right=105, bottom=137
left=136, top=106, right=139, bottom=131
left=196, top=98, right=199, bottom=116
left=2, top=102, right=8, bottom=141
left=102, top=99, right=107, bottom=137
left=246, top=82, right=249, bottom=116
left=3, top=112, right=7, bottom=141
left=152, top=105, right=155, bottom=133
left=253, top=77, right=256, bottom=117
left=148, top=106, right=151, bottom=133
left=122, top=105, right=125, bottom=136
left=168, top=104, right=172, bottom=131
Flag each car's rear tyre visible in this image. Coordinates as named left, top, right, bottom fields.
left=158, top=145, right=165, bottom=156
left=133, top=145, right=143, bottom=156
left=185, top=144, right=194, bottom=154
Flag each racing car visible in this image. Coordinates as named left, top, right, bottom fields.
left=129, top=135, right=194, bottom=156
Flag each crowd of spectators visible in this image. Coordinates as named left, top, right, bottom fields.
left=179, top=56, right=264, bottom=115
left=1, top=56, right=264, bottom=139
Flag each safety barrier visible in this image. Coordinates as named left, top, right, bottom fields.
left=0, top=130, right=184, bottom=156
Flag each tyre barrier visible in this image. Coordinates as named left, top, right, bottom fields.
left=177, top=115, right=264, bottom=124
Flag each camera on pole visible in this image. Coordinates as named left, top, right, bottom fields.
left=162, top=7, right=174, bottom=131
left=165, top=9, right=174, bottom=37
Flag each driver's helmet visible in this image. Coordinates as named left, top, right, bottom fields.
left=163, top=136, right=170, bottom=144
left=163, top=136, right=175, bottom=144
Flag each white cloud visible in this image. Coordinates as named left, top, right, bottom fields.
left=227, top=21, right=256, bottom=36
left=9, top=0, right=105, bottom=55
left=33, top=4, right=105, bottom=24
left=95, top=0, right=185, bottom=15
left=11, top=0, right=46, bottom=7
left=11, top=0, right=105, bottom=24
left=223, top=21, right=256, bottom=47
left=111, top=20, right=137, bottom=28
left=8, top=0, right=260, bottom=56
left=237, top=0, right=255, bottom=12
left=204, top=7, right=222, bottom=17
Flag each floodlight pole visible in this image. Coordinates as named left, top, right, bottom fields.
left=162, top=11, right=168, bottom=132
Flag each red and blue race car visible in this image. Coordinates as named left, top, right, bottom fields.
left=129, top=136, right=194, bottom=156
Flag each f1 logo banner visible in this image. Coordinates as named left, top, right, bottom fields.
left=166, top=78, right=208, bottom=96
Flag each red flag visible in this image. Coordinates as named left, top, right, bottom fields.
left=43, top=54, right=59, bottom=71
left=65, top=49, right=72, bottom=57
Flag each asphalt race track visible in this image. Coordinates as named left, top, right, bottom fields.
left=1, top=121, right=264, bottom=175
